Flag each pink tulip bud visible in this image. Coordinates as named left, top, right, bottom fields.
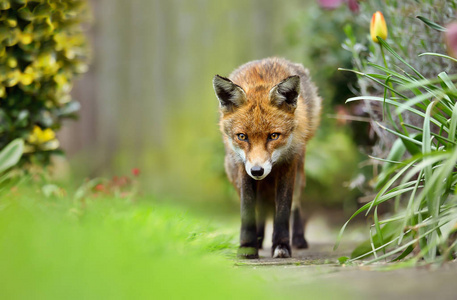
left=446, top=22, right=457, bottom=58
left=347, top=0, right=359, bottom=13
left=318, top=0, right=344, bottom=10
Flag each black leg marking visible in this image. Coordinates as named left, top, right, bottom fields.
left=238, top=175, right=258, bottom=259
left=272, top=167, right=295, bottom=258
left=256, top=201, right=266, bottom=249
left=292, top=207, right=308, bottom=249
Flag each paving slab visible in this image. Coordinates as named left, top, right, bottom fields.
left=234, top=242, right=457, bottom=300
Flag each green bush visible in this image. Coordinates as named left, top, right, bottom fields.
left=0, top=0, right=90, bottom=166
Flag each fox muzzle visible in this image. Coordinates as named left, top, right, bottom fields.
left=245, top=160, right=271, bottom=180
left=250, top=166, right=264, bottom=177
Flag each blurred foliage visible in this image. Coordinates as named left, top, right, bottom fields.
left=305, top=129, right=359, bottom=207
left=0, top=0, right=90, bottom=166
left=0, top=186, right=269, bottom=299
left=285, top=3, right=364, bottom=207
left=286, top=4, right=362, bottom=106
left=0, top=181, right=354, bottom=299
left=0, top=138, right=23, bottom=189
left=0, top=137, right=22, bottom=173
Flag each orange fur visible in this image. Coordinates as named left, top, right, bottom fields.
left=213, top=57, right=322, bottom=258
left=218, top=57, right=321, bottom=191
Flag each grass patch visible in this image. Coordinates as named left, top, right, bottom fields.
left=0, top=188, right=272, bottom=299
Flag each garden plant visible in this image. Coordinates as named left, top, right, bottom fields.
left=0, top=0, right=90, bottom=166
left=336, top=0, right=457, bottom=265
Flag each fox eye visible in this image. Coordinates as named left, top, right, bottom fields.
left=269, top=133, right=280, bottom=140
left=237, top=133, right=248, bottom=141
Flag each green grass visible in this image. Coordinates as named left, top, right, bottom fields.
left=0, top=188, right=273, bottom=299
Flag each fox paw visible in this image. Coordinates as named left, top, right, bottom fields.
left=237, top=246, right=259, bottom=259
left=292, top=236, right=309, bottom=249
left=272, top=244, right=291, bottom=258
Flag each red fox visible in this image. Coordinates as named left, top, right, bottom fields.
left=213, top=57, right=322, bottom=258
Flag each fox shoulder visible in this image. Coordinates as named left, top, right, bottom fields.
left=290, top=62, right=322, bottom=138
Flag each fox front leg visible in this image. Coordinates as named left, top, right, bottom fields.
left=238, top=175, right=259, bottom=259
left=272, top=164, right=296, bottom=258
left=292, top=206, right=308, bottom=249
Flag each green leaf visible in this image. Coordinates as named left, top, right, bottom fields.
left=18, top=6, right=34, bottom=21
left=338, top=256, right=350, bottom=264
left=375, top=138, right=406, bottom=190
left=346, top=96, right=448, bottom=128
left=416, top=16, right=447, bottom=32
left=334, top=180, right=417, bottom=250
left=374, top=207, right=385, bottom=254
left=0, top=139, right=24, bottom=173
left=57, top=101, right=80, bottom=117
left=401, top=134, right=423, bottom=156
left=376, top=37, right=425, bottom=80
left=350, top=220, right=402, bottom=259
left=419, top=52, right=457, bottom=63
left=448, top=102, right=457, bottom=148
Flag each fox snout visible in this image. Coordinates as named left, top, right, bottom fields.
left=250, top=166, right=264, bottom=177
left=245, top=159, right=272, bottom=180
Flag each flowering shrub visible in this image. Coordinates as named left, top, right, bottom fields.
left=0, top=0, right=90, bottom=166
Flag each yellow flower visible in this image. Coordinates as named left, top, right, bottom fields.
left=370, top=11, right=388, bottom=43
left=20, top=33, right=33, bottom=45
left=28, top=126, right=56, bottom=144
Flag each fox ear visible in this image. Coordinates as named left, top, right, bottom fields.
left=213, top=75, right=246, bottom=113
left=270, top=75, right=300, bottom=110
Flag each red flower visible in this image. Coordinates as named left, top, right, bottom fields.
left=95, top=184, right=105, bottom=191
left=132, top=168, right=140, bottom=177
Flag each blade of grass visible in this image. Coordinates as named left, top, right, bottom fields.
left=394, top=90, right=443, bottom=115
left=334, top=184, right=417, bottom=250
left=419, top=52, right=457, bottom=63
left=416, top=16, right=447, bottom=32
left=402, top=123, right=456, bottom=145
left=347, top=96, right=448, bottom=129
left=422, top=103, right=436, bottom=259
left=376, top=37, right=426, bottom=80
left=369, top=226, right=379, bottom=259
left=339, top=68, right=408, bottom=99
left=374, top=206, right=385, bottom=255
left=376, top=122, right=429, bottom=149
left=359, top=223, right=443, bottom=264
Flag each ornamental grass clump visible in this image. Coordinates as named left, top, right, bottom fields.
left=0, top=0, right=90, bottom=166
left=337, top=2, right=457, bottom=265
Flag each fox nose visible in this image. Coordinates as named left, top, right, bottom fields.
left=251, top=166, right=264, bottom=177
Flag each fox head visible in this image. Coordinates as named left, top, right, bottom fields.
left=213, top=74, right=300, bottom=180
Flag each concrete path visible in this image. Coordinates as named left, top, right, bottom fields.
left=234, top=243, right=457, bottom=300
